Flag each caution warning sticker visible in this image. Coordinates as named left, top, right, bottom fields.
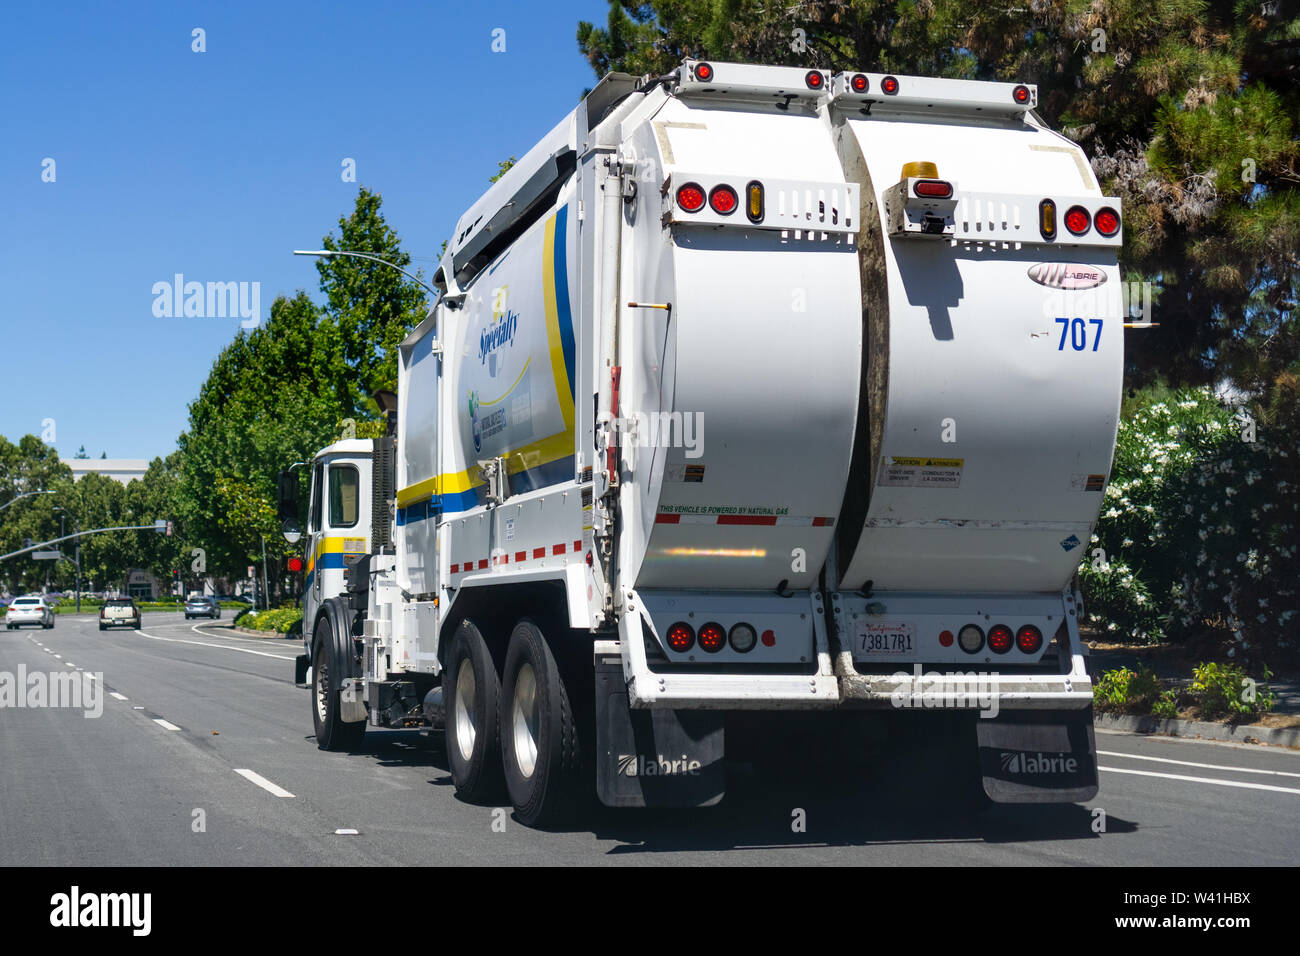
left=877, top=456, right=963, bottom=489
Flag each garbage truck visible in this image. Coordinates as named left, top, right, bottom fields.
left=281, top=61, right=1124, bottom=825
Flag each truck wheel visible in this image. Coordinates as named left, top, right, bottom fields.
left=500, top=619, right=583, bottom=827
left=443, top=621, right=504, bottom=802
left=312, top=617, right=365, bottom=751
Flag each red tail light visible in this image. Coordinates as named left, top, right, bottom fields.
left=676, top=183, right=706, bottom=213
left=1095, top=207, right=1120, bottom=237
left=287, top=557, right=303, bottom=572
left=881, top=75, right=900, bottom=95
left=913, top=180, right=953, bottom=198
left=708, top=184, right=738, bottom=215
left=988, top=624, right=1014, bottom=654
left=805, top=70, right=824, bottom=90
left=666, top=622, right=694, bottom=652
left=1064, top=205, right=1091, bottom=236
left=1016, top=625, right=1043, bottom=654
left=698, top=622, right=726, bottom=653
left=850, top=73, right=868, bottom=93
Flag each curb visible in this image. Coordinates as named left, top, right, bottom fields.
left=1094, top=712, right=1300, bottom=749
left=194, top=622, right=298, bottom=642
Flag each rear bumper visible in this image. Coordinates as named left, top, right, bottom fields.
left=617, top=586, right=1092, bottom=712
left=833, top=655, right=1093, bottom=711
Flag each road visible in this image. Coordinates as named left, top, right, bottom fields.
left=2, top=612, right=1297, bottom=865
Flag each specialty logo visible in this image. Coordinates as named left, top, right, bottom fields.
left=467, top=389, right=481, bottom=452
left=1027, top=262, right=1107, bottom=290
left=479, top=285, right=519, bottom=376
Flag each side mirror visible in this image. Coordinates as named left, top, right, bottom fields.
left=281, top=518, right=302, bottom=545
left=276, top=470, right=299, bottom=523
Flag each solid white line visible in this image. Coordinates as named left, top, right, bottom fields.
left=1100, top=765, right=1300, bottom=795
left=1098, top=749, right=1300, bottom=778
left=132, top=628, right=297, bottom=661
left=234, top=769, right=295, bottom=798
left=110, top=692, right=129, bottom=701
left=153, top=718, right=181, bottom=731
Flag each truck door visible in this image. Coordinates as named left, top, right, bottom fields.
left=304, top=459, right=324, bottom=630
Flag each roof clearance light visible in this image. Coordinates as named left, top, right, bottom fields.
left=729, top=623, right=758, bottom=653
left=745, top=181, right=765, bottom=223
left=900, top=160, right=939, bottom=180
left=881, top=75, right=900, bottom=95
left=676, top=182, right=706, bottom=213
left=913, top=180, right=953, bottom=198
left=709, top=184, right=738, bottom=215
left=1013, top=84, right=1031, bottom=105
left=666, top=621, right=695, bottom=652
left=805, top=70, right=825, bottom=90
left=851, top=73, right=869, bottom=93
left=693, top=62, right=713, bottom=82
left=988, top=624, right=1014, bottom=654
left=1065, top=205, right=1091, bottom=236
left=1039, top=198, right=1057, bottom=241
left=698, top=622, right=726, bottom=653
left=1095, top=206, right=1121, bottom=237
left=1016, top=625, right=1043, bottom=654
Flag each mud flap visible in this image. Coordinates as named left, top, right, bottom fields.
left=976, top=708, right=1098, bottom=803
left=595, top=658, right=725, bottom=808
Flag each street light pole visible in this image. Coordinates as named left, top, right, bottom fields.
left=260, top=534, right=269, bottom=611
left=56, top=508, right=82, bottom=614
left=0, top=489, right=55, bottom=514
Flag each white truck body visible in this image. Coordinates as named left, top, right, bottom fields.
left=292, top=62, right=1123, bottom=819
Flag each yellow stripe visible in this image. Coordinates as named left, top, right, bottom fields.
left=306, top=536, right=365, bottom=573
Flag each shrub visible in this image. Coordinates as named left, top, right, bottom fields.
left=1080, top=386, right=1298, bottom=660
left=1189, top=662, right=1276, bottom=718
left=1093, top=666, right=1177, bottom=717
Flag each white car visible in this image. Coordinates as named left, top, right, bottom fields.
left=6, top=596, right=55, bottom=629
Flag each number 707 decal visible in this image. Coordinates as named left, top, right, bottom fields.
left=1056, top=317, right=1103, bottom=351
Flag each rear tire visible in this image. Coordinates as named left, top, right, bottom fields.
left=442, top=620, right=504, bottom=803
left=312, top=616, right=365, bottom=751
left=500, top=619, right=583, bottom=828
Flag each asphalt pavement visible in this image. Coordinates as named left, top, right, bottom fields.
left=2, top=612, right=1297, bottom=865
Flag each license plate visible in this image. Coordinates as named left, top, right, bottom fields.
left=857, top=623, right=914, bottom=655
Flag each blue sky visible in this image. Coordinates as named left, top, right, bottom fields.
left=0, top=0, right=610, bottom=462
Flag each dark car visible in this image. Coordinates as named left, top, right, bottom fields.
left=99, top=597, right=141, bottom=631
left=185, top=595, right=221, bottom=620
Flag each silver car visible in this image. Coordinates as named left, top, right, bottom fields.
left=6, top=596, right=55, bottom=630
left=185, top=595, right=221, bottom=620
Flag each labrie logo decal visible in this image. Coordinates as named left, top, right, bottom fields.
left=1027, top=262, right=1107, bottom=290
left=1000, top=751, right=1079, bottom=774
left=617, top=754, right=702, bottom=777
left=479, top=285, right=519, bottom=373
